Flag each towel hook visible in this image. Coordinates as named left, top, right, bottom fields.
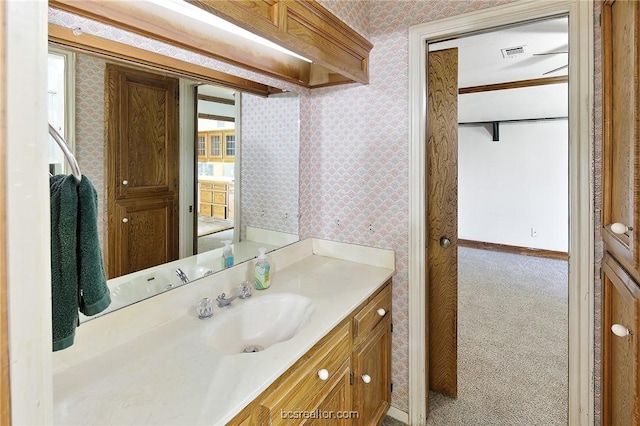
left=49, top=124, right=82, bottom=182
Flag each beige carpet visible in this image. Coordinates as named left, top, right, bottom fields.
left=384, top=247, right=568, bottom=425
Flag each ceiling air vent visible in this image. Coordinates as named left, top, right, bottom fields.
left=501, top=45, right=526, bottom=58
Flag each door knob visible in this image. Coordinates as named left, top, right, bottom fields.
left=611, top=223, right=632, bottom=234
left=611, top=324, right=632, bottom=337
left=439, top=236, right=451, bottom=248
left=361, top=374, right=371, bottom=384
left=122, top=180, right=128, bottom=185
left=122, top=218, right=129, bottom=223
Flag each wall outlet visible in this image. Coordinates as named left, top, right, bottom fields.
left=530, top=227, right=538, bottom=237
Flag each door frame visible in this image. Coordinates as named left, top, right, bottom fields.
left=408, top=1, right=594, bottom=425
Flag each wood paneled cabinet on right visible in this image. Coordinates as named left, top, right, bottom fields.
left=227, top=281, right=392, bottom=426
left=601, top=0, right=640, bottom=424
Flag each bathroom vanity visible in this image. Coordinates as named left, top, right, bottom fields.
left=53, top=239, right=394, bottom=425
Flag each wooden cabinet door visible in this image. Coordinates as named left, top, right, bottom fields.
left=106, top=64, right=179, bottom=278
left=602, top=253, right=640, bottom=425
left=602, top=0, right=640, bottom=280
left=352, top=317, right=391, bottom=426
left=112, top=198, right=177, bottom=277
left=303, top=362, right=352, bottom=426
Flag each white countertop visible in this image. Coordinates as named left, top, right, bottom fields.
left=53, top=239, right=394, bottom=425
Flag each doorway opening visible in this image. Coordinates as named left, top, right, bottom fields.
left=425, top=16, right=569, bottom=424
left=194, top=85, right=238, bottom=254
left=408, top=2, right=593, bottom=424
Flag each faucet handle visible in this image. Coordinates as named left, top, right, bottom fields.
left=197, top=297, right=214, bottom=320
left=215, top=293, right=227, bottom=306
left=238, top=281, right=252, bottom=299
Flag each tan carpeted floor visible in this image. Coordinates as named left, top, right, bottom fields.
left=384, top=247, right=568, bottom=426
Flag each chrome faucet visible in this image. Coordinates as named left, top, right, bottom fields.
left=216, top=281, right=252, bottom=307
left=176, top=268, right=189, bottom=285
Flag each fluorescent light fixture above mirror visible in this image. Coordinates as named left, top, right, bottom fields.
left=151, top=0, right=312, bottom=63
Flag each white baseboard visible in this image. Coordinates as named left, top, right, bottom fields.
left=387, top=406, right=409, bottom=424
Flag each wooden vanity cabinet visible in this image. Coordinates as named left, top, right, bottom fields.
left=199, top=181, right=232, bottom=220
left=261, top=322, right=352, bottom=425
left=352, top=284, right=392, bottom=426
left=226, top=280, right=392, bottom=426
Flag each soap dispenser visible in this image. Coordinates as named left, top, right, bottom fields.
left=254, top=247, right=271, bottom=290
left=221, top=240, right=234, bottom=269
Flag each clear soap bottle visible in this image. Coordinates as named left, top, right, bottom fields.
left=254, top=248, right=271, bottom=290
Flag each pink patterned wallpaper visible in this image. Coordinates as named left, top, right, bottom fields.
left=75, top=53, right=106, bottom=247
left=240, top=93, right=300, bottom=238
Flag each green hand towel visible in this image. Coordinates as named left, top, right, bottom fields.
left=51, top=174, right=111, bottom=351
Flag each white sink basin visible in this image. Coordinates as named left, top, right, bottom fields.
left=111, top=273, right=173, bottom=301
left=205, top=293, right=315, bottom=355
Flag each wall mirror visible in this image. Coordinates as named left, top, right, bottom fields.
left=47, top=13, right=301, bottom=321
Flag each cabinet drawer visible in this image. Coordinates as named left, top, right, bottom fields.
left=212, top=205, right=226, bottom=219
left=200, top=203, right=212, bottom=217
left=200, top=191, right=213, bottom=203
left=353, top=283, right=391, bottom=346
left=213, top=191, right=227, bottom=205
left=262, top=322, right=351, bottom=422
left=200, top=182, right=214, bottom=190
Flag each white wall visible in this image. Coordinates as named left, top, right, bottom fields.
left=458, top=119, right=569, bottom=252
left=6, top=0, right=53, bottom=423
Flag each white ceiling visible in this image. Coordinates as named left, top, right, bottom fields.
left=429, top=16, right=568, bottom=88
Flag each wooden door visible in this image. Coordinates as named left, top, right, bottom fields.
left=106, top=64, right=179, bottom=278
left=353, top=318, right=391, bottom=426
left=602, top=0, right=640, bottom=282
left=602, top=253, right=640, bottom=425
left=426, top=47, right=459, bottom=400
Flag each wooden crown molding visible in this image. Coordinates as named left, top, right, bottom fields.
left=48, top=24, right=279, bottom=97
left=49, top=0, right=373, bottom=88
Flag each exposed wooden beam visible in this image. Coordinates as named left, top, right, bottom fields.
left=459, top=75, right=568, bottom=94
left=197, top=94, right=235, bottom=105
left=198, top=113, right=235, bottom=123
